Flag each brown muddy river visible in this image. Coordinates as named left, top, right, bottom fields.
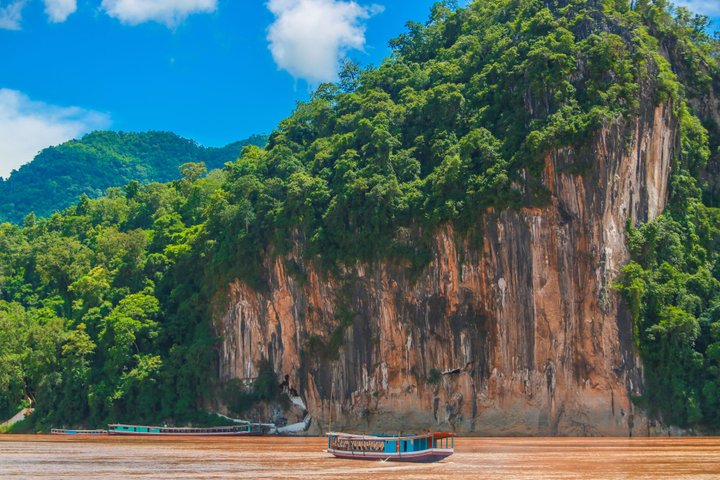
left=0, top=435, right=719, bottom=479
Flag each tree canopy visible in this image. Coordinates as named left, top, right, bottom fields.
left=0, top=0, right=718, bottom=431
left=0, top=131, right=267, bottom=224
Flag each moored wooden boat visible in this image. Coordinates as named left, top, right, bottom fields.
left=51, top=428, right=108, bottom=435
left=326, top=432, right=455, bottom=462
left=107, top=423, right=261, bottom=436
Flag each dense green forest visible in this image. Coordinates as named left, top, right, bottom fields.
left=0, top=131, right=267, bottom=224
left=0, top=0, right=718, bottom=431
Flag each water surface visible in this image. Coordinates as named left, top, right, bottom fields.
left=1, top=435, right=718, bottom=479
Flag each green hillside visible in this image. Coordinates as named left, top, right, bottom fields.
left=0, top=0, right=718, bottom=431
left=0, top=131, right=268, bottom=224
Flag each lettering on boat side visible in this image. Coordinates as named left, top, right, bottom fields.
left=329, top=437, right=386, bottom=452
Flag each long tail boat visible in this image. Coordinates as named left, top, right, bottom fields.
left=107, top=423, right=265, bottom=436
left=50, top=428, right=108, bottom=435
left=326, top=432, right=455, bottom=462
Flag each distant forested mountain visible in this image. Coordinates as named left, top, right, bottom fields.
left=0, top=131, right=267, bottom=223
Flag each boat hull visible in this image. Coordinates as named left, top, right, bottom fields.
left=327, top=448, right=454, bottom=463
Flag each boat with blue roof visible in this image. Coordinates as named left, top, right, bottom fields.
left=107, top=423, right=265, bottom=436
left=326, top=431, right=455, bottom=462
left=50, top=428, right=107, bottom=435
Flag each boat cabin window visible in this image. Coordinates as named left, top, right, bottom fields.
left=412, top=438, right=429, bottom=451
left=384, top=441, right=396, bottom=454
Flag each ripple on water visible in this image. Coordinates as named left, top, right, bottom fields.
left=1, top=436, right=719, bottom=479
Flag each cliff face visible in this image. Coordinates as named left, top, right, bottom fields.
left=215, top=101, right=676, bottom=436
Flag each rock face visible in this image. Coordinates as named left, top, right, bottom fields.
left=215, top=102, right=676, bottom=436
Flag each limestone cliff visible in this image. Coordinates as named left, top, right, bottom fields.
left=214, top=100, right=676, bottom=436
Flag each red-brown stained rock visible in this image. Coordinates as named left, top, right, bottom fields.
left=215, top=103, right=676, bottom=436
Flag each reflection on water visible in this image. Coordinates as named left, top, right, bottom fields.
left=1, top=435, right=719, bottom=479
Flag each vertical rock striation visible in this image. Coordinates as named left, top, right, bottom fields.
left=215, top=102, right=676, bottom=436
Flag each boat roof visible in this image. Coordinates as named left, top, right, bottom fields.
left=108, top=424, right=160, bottom=429
left=326, top=432, right=456, bottom=441
left=108, top=424, right=246, bottom=429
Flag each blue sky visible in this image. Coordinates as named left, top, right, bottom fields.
left=0, top=0, right=441, bottom=177
left=0, top=0, right=718, bottom=178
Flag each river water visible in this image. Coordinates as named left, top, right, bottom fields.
left=0, top=435, right=718, bottom=479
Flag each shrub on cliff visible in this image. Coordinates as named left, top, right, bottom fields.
left=0, top=0, right=718, bottom=430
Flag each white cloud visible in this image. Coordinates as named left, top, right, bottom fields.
left=267, top=0, right=383, bottom=84
left=0, top=1, right=25, bottom=30
left=101, top=0, right=217, bottom=26
left=43, top=0, right=77, bottom=22
left=0, top=89, right=110, bottom=179
left=0, top=0, right=76, bottom=29
left=675, top=1, right=720, bottom=17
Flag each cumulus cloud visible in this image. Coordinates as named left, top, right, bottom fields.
left=267, top=0, right=383, bottom=84
left=43, top=0, right=77, bottom=22
left=0, top=1, right=25, bottom=30
left=0, top=89, right=110, bottom=179
left=0, top=0, right=77, bottom=29
left=101, top=0, right=217, bottom=26
left=675, top=1, right=720, bottom=17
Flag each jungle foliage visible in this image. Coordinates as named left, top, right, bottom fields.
left=614, top=2, right=720, bottom=430
left=0, top=0, right=718, bottom=430
left=0, top=166, right=225, bottom=428
left=0, top=131, right=267, bottom=224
